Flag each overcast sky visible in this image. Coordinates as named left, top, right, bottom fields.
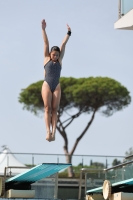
left=0, top=0, right=133, bottom=166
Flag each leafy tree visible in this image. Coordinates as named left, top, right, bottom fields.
left=90, top=161, right=105, bottom=168
left=125, top=147, right=133, bottom=157
left=19, top=77, right=131, bottom=177
left=112, top=159, right=121, bottom=166
left=125, top=147, right=133, bottom=161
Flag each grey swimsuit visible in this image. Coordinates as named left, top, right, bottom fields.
left=44, top=60, right=61, bottom=93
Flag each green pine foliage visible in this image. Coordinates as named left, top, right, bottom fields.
left=19, top=77, right=131, bottom=116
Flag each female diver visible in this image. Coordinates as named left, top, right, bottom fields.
left=41, top=19, right=71, bottom=142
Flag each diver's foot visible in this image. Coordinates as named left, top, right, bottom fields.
left=46, top=132, right=52, bottom=142
left=50, top=129, right=56, bottom=141
left=46, top=131, right=54, bottom=142
left=51, top=135, right=55, bottom=141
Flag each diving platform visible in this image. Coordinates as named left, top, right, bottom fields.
left=0, top=163, right=71, bottom=198
left=84, top=155, right=133, bottom=200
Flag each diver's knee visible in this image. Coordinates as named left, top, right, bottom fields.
left=52, top=107, right=58, bottom=114
left=45, top=105, right=51, bottom=113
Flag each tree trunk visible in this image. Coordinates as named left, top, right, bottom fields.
left=65, top=154, right=74, bottom=177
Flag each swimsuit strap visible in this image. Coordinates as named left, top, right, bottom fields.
left=44, top=59, right=52, bottom=68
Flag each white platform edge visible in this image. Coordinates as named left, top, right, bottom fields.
left=114, top=9, right=133, bottom=30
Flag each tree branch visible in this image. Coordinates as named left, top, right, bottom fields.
left=62, top=110, right=83, bottom=124
left=57, top=118, right=69, bottom=155
left=62, top=111, right=83, bottom=129
left=56, top=110, right=83, bottom=155
left=64, top=118, right=74, bottom=129
left=70, top=109, right=97, bottom=156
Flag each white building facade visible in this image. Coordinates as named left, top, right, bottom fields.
left=114, top=0, right=133, bottom=30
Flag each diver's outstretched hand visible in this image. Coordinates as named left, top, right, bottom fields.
left=42, top=19, right=47, bottom=30
left=67, top=24, right=71, bottom=32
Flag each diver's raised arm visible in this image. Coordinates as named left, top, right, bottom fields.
left=59, top=24, right=71, bottom=62
left=42, top=19, right=49, bottom=58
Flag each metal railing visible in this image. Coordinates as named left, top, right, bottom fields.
left=78, top=168, right=104, bottom=200
left=104, top=157, right=133, bottom=184
left=82, top=158, right=133, bottom=198
left=0, top=151, right=124, bottom=171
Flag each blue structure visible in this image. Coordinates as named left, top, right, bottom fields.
left=4, top=163, right=72, bottom=194
left=86, top=178, right=133, bottom=195
left=6, top=163, right=71, bottom=183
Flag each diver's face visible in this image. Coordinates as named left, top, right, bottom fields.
left=50, top=51, right=60, bottom=61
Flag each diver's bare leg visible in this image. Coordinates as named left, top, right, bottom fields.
left=42, top=82, right=52, bottom=142
left=51, top=84, right=61, bottom=141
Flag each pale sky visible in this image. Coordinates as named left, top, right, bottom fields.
left=0, top=0, right=133, bottom=167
